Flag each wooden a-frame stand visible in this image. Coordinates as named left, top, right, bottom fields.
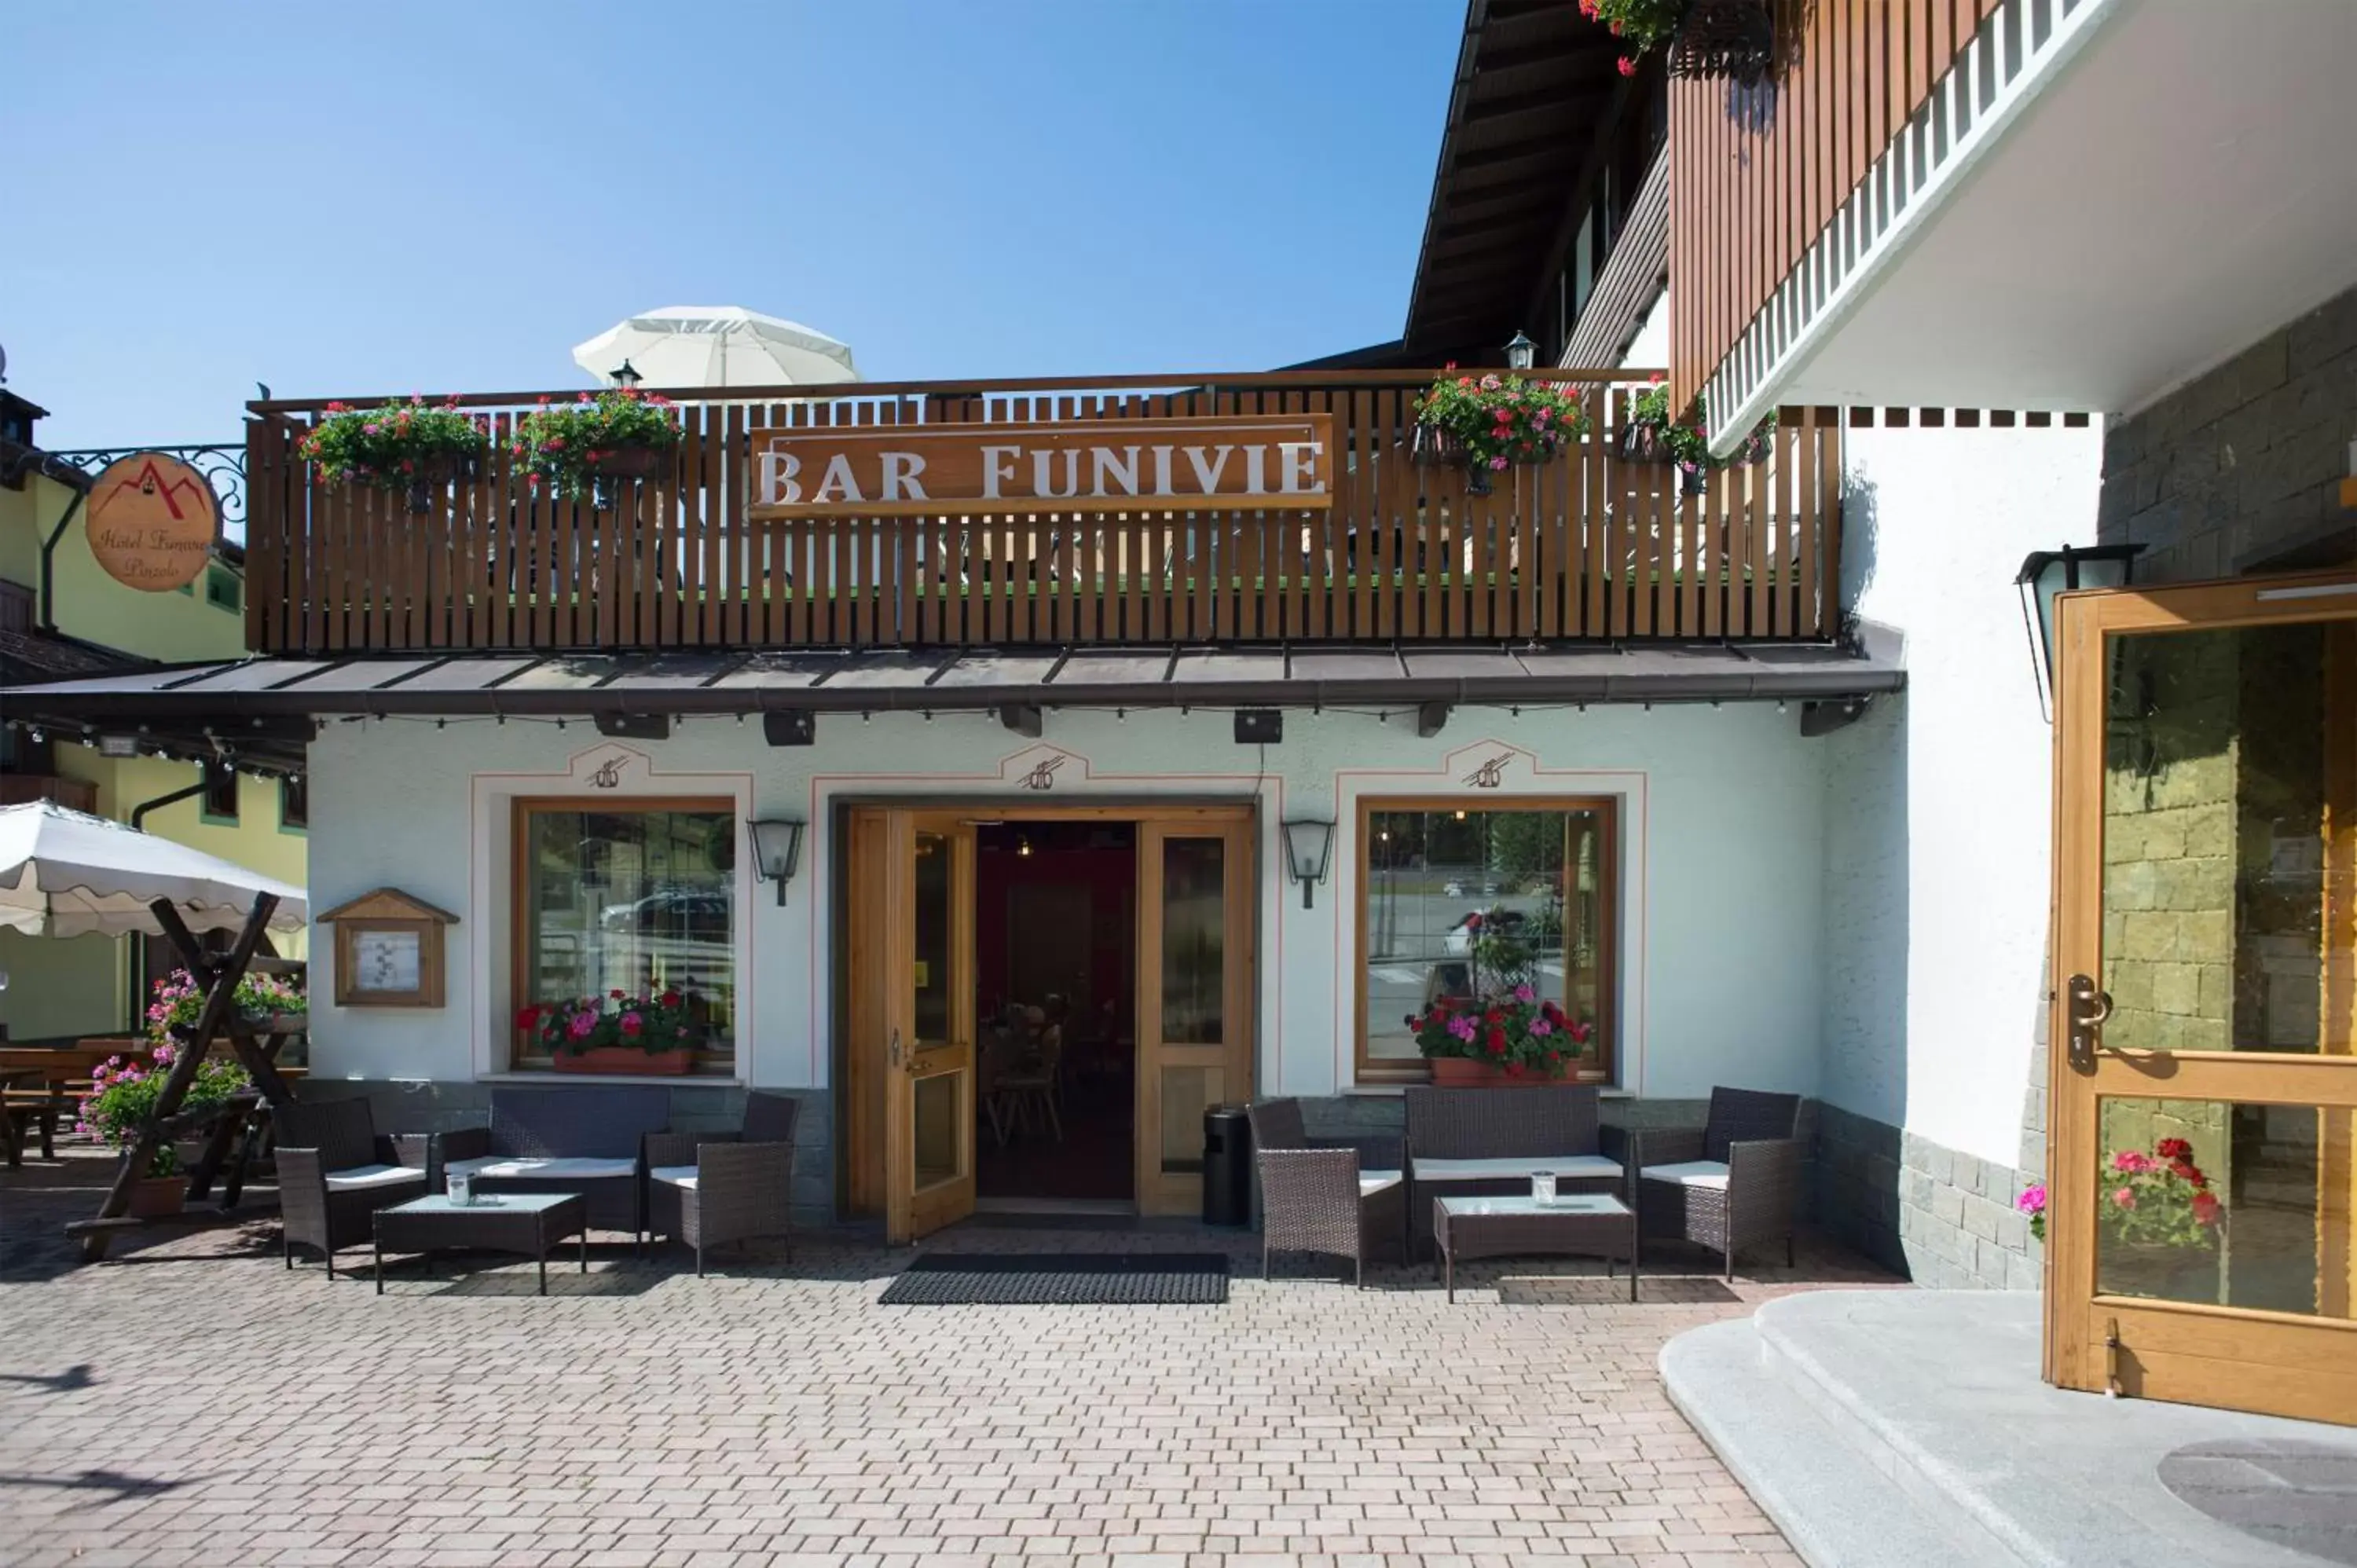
left=70, top=892, right=300, bottom=1262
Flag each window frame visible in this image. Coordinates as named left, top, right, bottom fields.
left=278, top=774, right=308, bottom=833
left=200, top=762, right=239, bottom=825
left=1351, top=793, right=1620, bottom=1087
left=508, top=795, right=740, bottom=1076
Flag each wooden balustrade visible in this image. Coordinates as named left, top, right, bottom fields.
left=1671, top=0, right=2000, bottom=412
left=241, top=372, right=1843, bottom=654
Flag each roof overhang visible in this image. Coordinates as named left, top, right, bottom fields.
left=1402, top=0, right=1631, bottom=360
left=1703, top=0, right=2357, bottom=445
left=4, top=636, right=1904, bottom=730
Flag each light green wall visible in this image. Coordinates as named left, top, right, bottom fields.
left=0, top=467, right=247, bottom=661
left=0, top=929, right=123, bottom=1042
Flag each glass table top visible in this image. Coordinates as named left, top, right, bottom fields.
left=386, top=1192, right=579, bottom=1215
left=1434, top=1193, right=1630, bottom=1217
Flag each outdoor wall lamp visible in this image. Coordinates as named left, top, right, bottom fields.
left=1281, top=819, right=1335, bottom=910
left=612, top=359, right=644, bottom=390
left=747, top=817, right=806, bottom=905
left=1504, top=331, right=1538, bottom=371
left=2014, top=543, right=2144, bottom=719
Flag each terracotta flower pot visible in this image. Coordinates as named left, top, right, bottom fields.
left=553, top=1045, right=693, bottom=1076
left=1427, top=1057, right=1560, bottom=1088
left=126, top=1174, right=187, bottom=1218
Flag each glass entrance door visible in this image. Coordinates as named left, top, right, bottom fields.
left=2051, top=573, right=2357, bottom=1424
left=1135, top=818, right=1255, bottom=1215
left=884, top=811, right=977, bottom=1243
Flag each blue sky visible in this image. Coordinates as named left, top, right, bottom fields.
left=3, top=2, right=1462, bottom=449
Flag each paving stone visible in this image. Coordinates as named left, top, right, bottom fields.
left=1, top=1149, right=1892, bottom=1566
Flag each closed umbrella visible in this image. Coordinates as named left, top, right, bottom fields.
left=571, top=306, right=859, bottom=390
left=0, top=800, right=307, bottom=938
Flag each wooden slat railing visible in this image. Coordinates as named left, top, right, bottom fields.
left=242, top=372, right=1843, bottom=654
left=1671, top=0, right=2002, bottom=414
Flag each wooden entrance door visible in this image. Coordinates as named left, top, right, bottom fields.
left=2050, top=572, right=2357, bottom=1423
left=1135, top=816, right=1255, bottom=1215
left=851, top=808, right=979, bottom=1244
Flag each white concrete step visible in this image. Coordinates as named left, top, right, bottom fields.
left=1660, top=1316, right=1996, bottom=1568
left=1666, top=1289, right=2348, bottom=1568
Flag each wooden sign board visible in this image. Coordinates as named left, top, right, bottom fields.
left=749, top=412, right=1334, bottom=520
left=85, top=453, right=221, bottom=592
left=317, top=886, right=458, bottom=1009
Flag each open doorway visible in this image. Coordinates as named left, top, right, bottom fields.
left=973, top=819, right=1135, bottom=1209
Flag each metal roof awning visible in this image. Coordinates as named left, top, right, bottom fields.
left=2, top=632, right=1903, bottom=733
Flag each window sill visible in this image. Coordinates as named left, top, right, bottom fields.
left=478, top=1072, right=742, bottom=1087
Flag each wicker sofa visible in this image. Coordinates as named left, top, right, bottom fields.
left=412, top=1086, right=670, bottom=1241
left=1402, top=1085, right=1622, bottom=1255
left=274, top=1097, right=431, bottom=1276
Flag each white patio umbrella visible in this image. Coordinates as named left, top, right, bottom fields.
left=571, top=306, right=860, bottom=390
left=0, top=801, right=307, bottom=938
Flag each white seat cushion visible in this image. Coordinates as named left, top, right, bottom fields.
left=322, top=1163, right=428, bottom=1193
left=1360, top=1171, right=1404, bottom=1197
left=1411, top=1154, right=1622, bottom=1181
left=1641, top=1160, right=1730, bottom=1189
left=649, top=1164, right=698, bottom=1192
left=448, top=1156, right=638, bottom=1181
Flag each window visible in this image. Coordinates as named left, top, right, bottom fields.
left=512, top=800, right=737, bottom=1074
left=201, top=762, right=239, bottom=823
left=205, top=566, right=241, bottom=612
left=1356, top=798, right=1617, bottom=1084
left=280, top=775, right=308, bottom=832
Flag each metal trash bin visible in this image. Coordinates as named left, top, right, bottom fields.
left=1202, top=1104, right=1252, bottom=1226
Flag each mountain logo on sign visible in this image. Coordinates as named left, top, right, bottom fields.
left=94, top=456, right=206, bottom=522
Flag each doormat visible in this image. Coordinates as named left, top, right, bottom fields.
left=878, top=1251, right=1230, bottom=1305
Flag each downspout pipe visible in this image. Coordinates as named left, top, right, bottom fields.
left=37, top=484, right=90, bottom=636
left=123, top=778, right=212, bottom=1028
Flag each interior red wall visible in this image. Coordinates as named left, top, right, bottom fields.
left=975, top=841, right=1134, bottom=1035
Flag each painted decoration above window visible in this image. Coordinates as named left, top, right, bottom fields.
left=748, top=414, right=1334, bottom=520
left=85, top=453, right=221, bottom=592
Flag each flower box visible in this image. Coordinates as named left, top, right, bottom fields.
left=1428, top=1057, right=1564, bottom=1088
left=553, top=1046, right=694, bottom=1076
left=2099, top=1241, right=2221, bottom=1304
left=588, top=443, right=668, bottom=481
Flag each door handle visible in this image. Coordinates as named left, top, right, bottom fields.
left=889, top=1028, right=904, bottom=1070
left=2066, top=973, right=2113, bottom=1072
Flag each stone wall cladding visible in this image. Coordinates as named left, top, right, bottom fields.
left=1816, top=1101, right=2040, bottom=1289
left=304, top=1081, right=836, bottom=1231
left=2099, top=283, right=2357, bottom=580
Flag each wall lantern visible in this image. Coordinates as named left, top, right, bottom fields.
left=747, top=817, right=806, bottom=905
left=1504, top=331, right=1538, bottom=372
left=1281, top=819, right=1335, bottom=909
left=2014, top=542, right=2144, bottom=717
left=612, top=359, right=644, bottom=390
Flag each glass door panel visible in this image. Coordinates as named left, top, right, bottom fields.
left=2053, top=578, right=2357, bottom=1424
left=885, top=813, right=977, bottom=1243
left=1136, top=818, right=1254, bottom=1214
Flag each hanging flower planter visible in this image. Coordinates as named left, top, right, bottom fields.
left=1413, top=368, right=1590, bottom=500
left=300, top=397, right=491, bottom=515
left=513, top=388, right=682, bottom=504
left=1620, top=379, right=1772, bottom=494
left=1669, top=0, right=1776, bottom=86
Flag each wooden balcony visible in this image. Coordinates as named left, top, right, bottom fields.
left=241, top=372, right=1845, bottom=654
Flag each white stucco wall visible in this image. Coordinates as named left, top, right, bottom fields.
left=302, top=702, right=1831, bottom=1104
left=1820, top=423, right=2102, bottom=1169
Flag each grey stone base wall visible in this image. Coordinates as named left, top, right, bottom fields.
left=1814, top=1101, right=2040, bottom=1289
left=297, top=1080, right=835, bottom=1231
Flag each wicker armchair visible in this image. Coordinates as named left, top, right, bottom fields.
left=274, top=1103, right=430, bottom=1279
left=1402, top=1085, right=1619, bottom=1255
left=1249, top=1098, right=1405, bottom=1286
left=1631, top=1086, right=1804, bottom=1279
left=409, top=1086, right=670, bottom=1241
left=643, top=1091, right=799, bottom=1274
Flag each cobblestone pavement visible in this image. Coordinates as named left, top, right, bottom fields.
left=1, top=1150, right=1897, bottom=1568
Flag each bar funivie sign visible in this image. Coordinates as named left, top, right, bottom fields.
left=749, top=413, right=1333, bottom=520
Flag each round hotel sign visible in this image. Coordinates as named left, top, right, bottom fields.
left=85, top=452, right=220, bottom=592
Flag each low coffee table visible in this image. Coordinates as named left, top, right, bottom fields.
left=372, top=1192, right=589, bottom=1295
left=1433, top=1192, right=1637, bottom=1302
